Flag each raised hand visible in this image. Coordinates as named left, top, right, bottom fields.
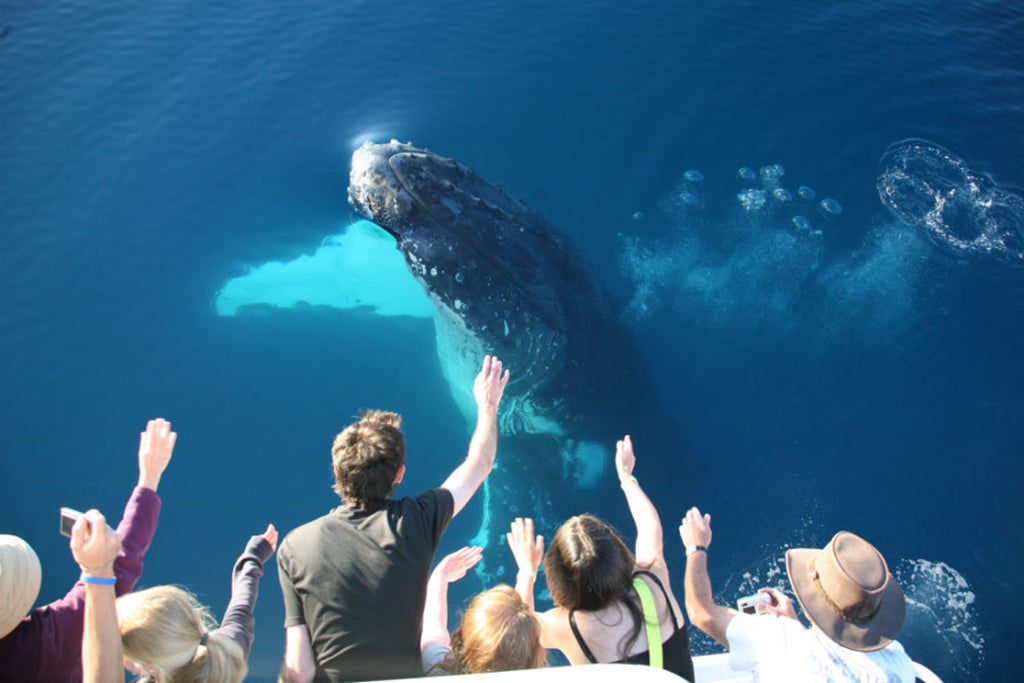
left=138, top=418, right=176, bottom=491
left=615, top=435, right=636, bottom=483
left=70, top=510, right=121, bottom=578
left=506, top=517, right=544, bottom=577
left=679, top=506, right=713, bottom=549
left=261, top=524, right=279, bottom=552
left=433, top=546, right=483, bottom=584
left=473, top=355, right=510, bottom=413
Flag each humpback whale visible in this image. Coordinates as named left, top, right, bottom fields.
left=347, top=142, right=672, bottom=542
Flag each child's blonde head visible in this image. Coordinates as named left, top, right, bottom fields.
left=116, top=585, right=246, bottom=683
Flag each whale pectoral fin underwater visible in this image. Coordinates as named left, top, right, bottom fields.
left=213, top=220, right=432, bottom=318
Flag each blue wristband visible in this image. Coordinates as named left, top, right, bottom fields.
left=80, top=574, right=117, bottom=586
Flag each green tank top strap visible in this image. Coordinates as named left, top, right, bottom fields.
left=631, top=575, right=663, bottom=669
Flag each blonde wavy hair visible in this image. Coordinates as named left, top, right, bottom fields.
left=116, top=585, right=246, bottom=683
left=440, top=585, right=545, bottom=674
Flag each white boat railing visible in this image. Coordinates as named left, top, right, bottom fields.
left=369, top=658, right=943, bottom=682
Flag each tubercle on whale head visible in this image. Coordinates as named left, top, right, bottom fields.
left=348, top=141, right=495, bottom=237
left=349, top=141, right=441, bottom=241
left=347, top=141, right=611, bottom=330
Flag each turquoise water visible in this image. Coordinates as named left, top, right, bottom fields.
left=1, top=2, right=1021, bottom=679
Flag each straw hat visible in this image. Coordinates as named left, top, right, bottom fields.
left=786, top=531, right=905, bottom=652
left=0, top=535, right=42, bottom=639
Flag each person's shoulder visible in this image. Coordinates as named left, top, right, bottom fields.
left=633, top=559, right=672, bottom=588
left=279, top=510, right=343, bottom=547
left=392, top=488, right=454, bottom=514
left=538, top=605, right=569, bottom=630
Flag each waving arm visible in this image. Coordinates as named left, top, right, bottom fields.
left=616, top=435, right=664, bottom=565
left=421, top=547, right=483, bottom=655
left=506, top=518, right=544, bottom=611
left=441, top=356, right=509, bottom=516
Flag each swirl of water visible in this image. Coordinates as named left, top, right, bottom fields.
left=877, top=139, right=1024, bottom=266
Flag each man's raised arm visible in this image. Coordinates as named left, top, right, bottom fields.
left=441, top=355, right=509, bottom=516
left=680, top=506, right=735, bottom=647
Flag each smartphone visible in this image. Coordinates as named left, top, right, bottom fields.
left=736, top=592, right=773, bottom=614
left=59, top=507, right=83, bottom=537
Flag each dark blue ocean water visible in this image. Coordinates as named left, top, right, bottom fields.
left=2, top=1, right=1022, bottom=680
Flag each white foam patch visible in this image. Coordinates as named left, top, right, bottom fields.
left=565, top=440, right=608, bottom=489
left=213, top=220, right=433, bottom=318
left=895, top=558, right=986, bottom=677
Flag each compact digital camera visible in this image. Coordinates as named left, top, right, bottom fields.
left=736, top=592, right=773, bottom=614
left=59, top=507, right=83, bottom=537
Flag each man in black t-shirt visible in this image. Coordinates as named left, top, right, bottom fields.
left=278, top=355, right=509, bottom=682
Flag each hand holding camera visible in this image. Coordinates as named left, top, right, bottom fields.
left=736, top=591, right=775, bottom=614
left=736, top=587, right=799, bottom=620
left=68, top=510, right=121, bottom=579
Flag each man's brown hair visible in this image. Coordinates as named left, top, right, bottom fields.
left=331, top=409, right=406, bottom=509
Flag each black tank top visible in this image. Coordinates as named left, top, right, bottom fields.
left=568, top=570, right=695, bottom=682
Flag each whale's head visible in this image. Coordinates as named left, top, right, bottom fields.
left=348, top=139, right=556, bottom=286
left=348, top=140, right=623, bottom=418
left=350, top=140, right=608, bottom=368
left=349, top=139, right=493, bottom=242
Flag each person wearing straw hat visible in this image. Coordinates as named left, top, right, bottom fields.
left=0, top=418, right=175, bottom=682
left=679, top=506, right=917, bottom=682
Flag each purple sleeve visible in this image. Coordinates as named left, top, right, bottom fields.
left=0, top=486, right=161, bottom=682
left=114, top=486, right=162, bottom=594
left=209, top=536, right=274, bottom=660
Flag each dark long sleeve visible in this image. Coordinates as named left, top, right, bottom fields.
left=209, top=535, right=274, bottom=660
left=0, top=486, right=161, bottom=682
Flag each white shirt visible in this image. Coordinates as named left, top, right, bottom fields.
left=726, top=613, right=916, bottom=683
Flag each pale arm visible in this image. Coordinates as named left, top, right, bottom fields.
left=616, top=435, right=664, bottom=566
left=506, top=517, right=544, bottom=611
left=73, top=510, right=125, bottom=683
left=680, top=506, right=734, bottom=646
left=281, top=626, right=316, bottom=683
left=441, top=356, right=509, bottom=516
left=421, top=547, right=483, bottom=654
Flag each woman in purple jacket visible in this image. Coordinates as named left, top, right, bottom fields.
left=0, top=418, right=176, bottom=682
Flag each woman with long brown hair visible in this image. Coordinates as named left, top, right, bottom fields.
left=536, top=435, right=695, bottom=681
